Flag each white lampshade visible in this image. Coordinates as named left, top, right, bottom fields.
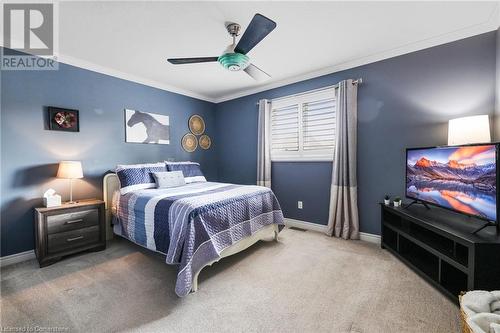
left=447, top=115, right=491, bottom=146
left=57, top=161, right=83, bottom=179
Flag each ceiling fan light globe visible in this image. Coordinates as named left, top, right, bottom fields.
left=217, top=53, right=250, bottom=72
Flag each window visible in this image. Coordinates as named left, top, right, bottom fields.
left=270, top=88, right=336, bottom=161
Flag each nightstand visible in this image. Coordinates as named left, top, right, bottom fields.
left=34, top=199, right=106, bottom=267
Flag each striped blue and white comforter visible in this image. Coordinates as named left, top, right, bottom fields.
left=113, top=182, right=284, bottom=296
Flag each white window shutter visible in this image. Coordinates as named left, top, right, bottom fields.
left=270, top=88, right=336, bottom=161
left=271, top=104, right=299, bottom=154
left=302, top=98, right=336, bottom=151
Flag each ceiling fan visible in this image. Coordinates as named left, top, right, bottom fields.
left=167, top=13, right=277, bottom=82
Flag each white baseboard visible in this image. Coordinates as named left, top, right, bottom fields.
left=359, top=232, right=381, bottom=245
left=285, top=218, right=328, bottom=233
left=0, top=250, right=36, bottom=268
left=285, top=218, right=381, bottom=245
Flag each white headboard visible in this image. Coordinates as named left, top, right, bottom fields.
left=103, top=173, right=120, bottom=240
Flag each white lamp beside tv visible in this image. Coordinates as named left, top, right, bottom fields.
left=447, top=115, right=491, bottom=145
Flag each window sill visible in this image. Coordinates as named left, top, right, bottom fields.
left=271, top=157, right=333, bottom=162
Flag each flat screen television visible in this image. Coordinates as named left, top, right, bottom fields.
left=406, top=143, right=498, bottom=224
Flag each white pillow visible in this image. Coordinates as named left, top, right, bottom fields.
left=152, top=171, right=186, bottom=189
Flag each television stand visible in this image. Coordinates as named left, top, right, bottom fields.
left=472, top=221, right=497, bottom=235
left=404, top=200, right=430, bottom=210
left=381, top=204, right=500, bottom=302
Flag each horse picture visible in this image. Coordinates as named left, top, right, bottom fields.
left=125, top=109, right=170, bottom=144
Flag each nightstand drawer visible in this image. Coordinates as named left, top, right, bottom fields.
left=47, top=208, right=98, bottom=234
left=47, top=226, right=100, bottom=254
left=35, top=200, right=105, bottom=267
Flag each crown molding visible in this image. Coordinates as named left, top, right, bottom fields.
left=1, top=34, right=217, bottom=102
left=56, top=54, right=217, bottom=103
left=1, top=42, right=217, bottom=102
left=3, top=2, right=498, bottom=105
left=213, top=8, right=500, bottom=103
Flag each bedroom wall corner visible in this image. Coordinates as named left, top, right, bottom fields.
left=214, top=31, right=498, bottom=234
left=0, top=52, right=218, bottom=257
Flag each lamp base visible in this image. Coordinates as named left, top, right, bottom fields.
left=67, top=178, right=78, bottom=205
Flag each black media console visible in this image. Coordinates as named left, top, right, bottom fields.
left=380, top=204, right=500, bottom=302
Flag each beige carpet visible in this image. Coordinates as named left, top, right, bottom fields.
left=0, top=228, right=460, bottom=332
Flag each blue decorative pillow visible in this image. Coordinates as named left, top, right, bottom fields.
left=165, top=161, right=206, bottom=183
left=116, top=162, right=166, bottom=194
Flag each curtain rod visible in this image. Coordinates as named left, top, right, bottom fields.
left=256, top=78, right=362, bottom=106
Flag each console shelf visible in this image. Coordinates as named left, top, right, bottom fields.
left=380, top=204, right=500, bottom=302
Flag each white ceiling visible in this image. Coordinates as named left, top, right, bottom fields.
left=54, top=1, right=500, bottom=102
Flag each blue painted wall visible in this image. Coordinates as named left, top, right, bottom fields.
left=1, top=31, right=497, bottom=257
left=215, top=31, right=497, bottom=232
left=1, top=56, right=216, bottom=256
left=271, top=162, right=332, bottom=225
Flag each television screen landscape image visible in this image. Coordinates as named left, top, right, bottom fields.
left=406, top=144, right=497, bottom=222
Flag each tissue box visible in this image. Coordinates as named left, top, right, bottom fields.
left=44, top=194, right=61, bottom=208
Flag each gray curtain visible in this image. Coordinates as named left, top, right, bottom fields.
left=257, top=99, right=271, bottom=188
left=327, top=80, right=359, bottom=239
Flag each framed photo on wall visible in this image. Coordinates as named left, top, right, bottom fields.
left=125, top=109, right=170, bottom=144
left=48, top=107, right=80, bottom=132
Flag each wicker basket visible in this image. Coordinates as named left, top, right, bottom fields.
left=459, top=292, right=474, bottom=333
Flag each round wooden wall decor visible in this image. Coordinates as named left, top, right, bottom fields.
left=189, top=115, right=205, bottom=135
left=182, top=133, right=198, bottom=152
left=199, top=134, right=211, bottom=150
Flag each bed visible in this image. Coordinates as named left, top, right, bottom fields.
left=103, top=172, right=284, bottom=297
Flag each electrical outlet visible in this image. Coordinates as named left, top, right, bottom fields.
left=298, top=201, right=303, bottom=209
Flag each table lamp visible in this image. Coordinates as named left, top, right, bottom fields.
left=57, top=161, right=83, bottom=204
left=448, top=115, right=491, bottom=145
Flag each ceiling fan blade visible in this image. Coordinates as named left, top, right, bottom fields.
left=235, top=14, right=276, bottom=54
left=244, top=64, right=271, bottom=82
left=167, top=57, right=219, bottom=64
